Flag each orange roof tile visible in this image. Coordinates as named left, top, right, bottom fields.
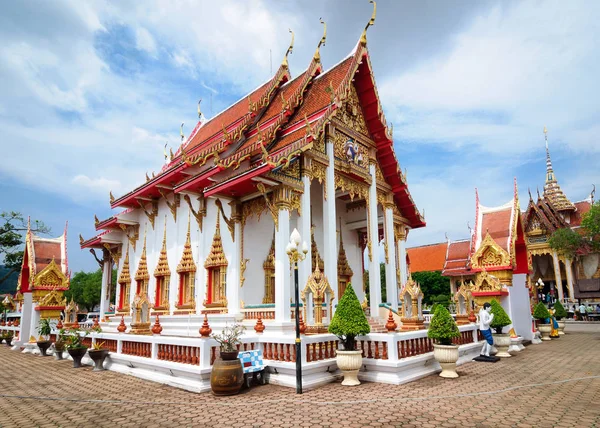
left=407, top=242, right=448, bottom=273
left=571, top=200, right=592, bottom=227
left=481, top=209, right=512, bottom=251
left=33, top=241, right=62, bottom=272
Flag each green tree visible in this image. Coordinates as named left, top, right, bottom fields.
left=428, top=305, right=460, bottom=345
left=328, top=283, right=370, bottom=350
left=581, top=201, right=600, bottom=251
left=64, top=269, right=103, bottom=312
left=548, top=227, right=584, bottom=259
left=489, top=299, right=512, bottom=334
left=0, top=211, right=50, bottom=289
left=411, top=271, right=451, bottom=305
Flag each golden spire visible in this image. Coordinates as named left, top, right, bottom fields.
left=360, top=0, right=377, bottom=46
left=135, top=227, right=149, bottom=284
left=313, top=18, right=327, bottom=62
left=204, top=213, right=227, bottom=269
left=154, top=216, right=170, bottom=278
left=177, top=212, right=196, bottom=273
left=118, top=243, right=131, bottom=285
left=282, top=29, right=294, bottom=68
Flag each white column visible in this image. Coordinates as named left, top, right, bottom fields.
left=368, top=163, right=382, bottom=315
left=226, top=219, right=241, bottom=315
left=397, top=230, right=408, bottom=287
left=275, top=208, right=291, bottom=322
left=100, top=251, right=112, bottom=319
left=115, top=277, right=121, bottom=314
left=299, top=174, right=312, bottom=294
left=384, top=207, right=398, bottom=311
left=565, top=258, right=575, bottom=302
left=552, top=251, right=564, bottom=302
left=17, top=293, right=33, bottom=345
left=323, top=140, right=338, bottom=306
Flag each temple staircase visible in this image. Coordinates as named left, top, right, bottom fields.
left=367, top=317, right=388, bottom=333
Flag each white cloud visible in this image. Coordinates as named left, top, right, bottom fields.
left=72, top=175, right=122, bottom=196
left=135, top=27, right=157, bottom=56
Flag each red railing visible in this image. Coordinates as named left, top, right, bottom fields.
left=99, top=339, right=118, bottom=353
left=397, top=337, right=434, bottom=358
left=157, top=344, right=200, bottom=365
left=242, top=310, right=275, bottom=320
left=358, top=340, right=389, bottom=360
left=122, top=341, right=151, bottom=358
left=305, top=340, right=338, bottom=362
left=209, top=342, right=258, bottom=365
left=452, top=330, right=475, bottom=345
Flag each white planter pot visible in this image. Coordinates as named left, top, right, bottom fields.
left=493, top=333, right=512, bottom=358
left=336, top=350, right=363, bottom=386
left=538, top=324, right=552, bottom=341
left=433, top=344, right=459, bottom=378
left=557, top=320, right=566, bottom=335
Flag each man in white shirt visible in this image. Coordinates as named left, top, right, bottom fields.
left=579, top=303, right=587, bottom=321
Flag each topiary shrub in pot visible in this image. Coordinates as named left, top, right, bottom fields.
left=66, top=327, right=89, bottom=368
left=553, top=301, right=567, bottom=335
left=489, top=299, right=512, bottom=357
left=36, top=318, right=53, bottom=357
left=88, top=341, right=109, bottom=371
left=53, top=328, right=67, bottom=360
left=329, top=283, right=370, bottom=386
left=533, top=302, right=552, bottom=341
left=427, top=306, right=461, bottom=378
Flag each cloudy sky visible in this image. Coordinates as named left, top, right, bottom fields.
left=1, top=0, right=598, bottom=273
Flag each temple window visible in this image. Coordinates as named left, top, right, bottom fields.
left=134, top=231, right=149, bottom=297
left=153, top=218, right=171, bottom=313
left=117, top=245, right=132, bottom=313
left=175, top=218, right=197, bottom=314
left=263, top=234, right=275, bottom=304
left=203, top=215, right=228, bottom=311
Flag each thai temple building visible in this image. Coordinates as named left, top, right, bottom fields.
left=12, top=220, right=70, bottom=346
left=80, top=14, right=425, bottom=336
left=522, top=128, right=598, bottom=302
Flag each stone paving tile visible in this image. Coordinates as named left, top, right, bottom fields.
left=0, top=328, right=599, bottom=427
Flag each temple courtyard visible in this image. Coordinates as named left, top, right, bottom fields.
left=0, top=324, right=597, bottom=428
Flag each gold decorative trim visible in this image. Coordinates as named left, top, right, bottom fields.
left=471, top=232, right=511, bottom=269
left=137, top=199, right=158, bottom=229
left=262, top=233, right=276, bottom=303
left=312, top=162, right=327, bottom=200
left=183, top=194, right=206, bottom=233
left=120, top=224, right=140, bottom=252
left=33, top=258, right=68, bottom=289
left=241, top=196, right=268, bottom=226
left=215, top=198, right=235, bottom=242
left=256, top=183, right=279, bottom=230
left=473, top=268, right=504, bottom=293
left=177, top=215, right=197, bottom=274
left=300, top=264, right=334, bottom=328
left=334, top=172, right=369, bottom=201
left=157, top=189, right=180, bottom=222
left=118, top=244, right=132, bottom=312
left=134, top=228, right=150, bottom=295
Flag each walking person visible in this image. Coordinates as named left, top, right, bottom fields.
left=579, top=303, right=587, bottom=321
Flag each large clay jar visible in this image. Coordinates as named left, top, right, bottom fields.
left=211, top=351, right=243, bottom=396
left=433, top=344, right=459, bottom=378
left=493, top=333, right=512, bottom=358
left=336, top=350, right=363, bottom=386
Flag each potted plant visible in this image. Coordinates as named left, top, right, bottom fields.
left=428, top=306, right=461, bottom=378
left=328, top=283, right=371, bottom=386
left=53, top=328, right=67, bottom=360
left=489, top=299, right=512, bottom=357
left=553, top=301, right=567, bottom=335
left=210, top=324, right=245, bottom=395
left=3, top=331, right=13, bottom=346
left=88, top=341, right=109, bottom=371
left=533, top=302, right=552, bottom=341
left=36, top=318, right=53, bottom=357
left=65, top=327, right=89, bottom=368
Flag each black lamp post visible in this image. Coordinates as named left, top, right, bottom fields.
left=286, top=228, right=308, bottom=395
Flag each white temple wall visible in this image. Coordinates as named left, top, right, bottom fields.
left=311, top=181, right=325, bottom=260
left=507, top=273, right=534, bottom=341
left=242, top=212, right=275, bottom=305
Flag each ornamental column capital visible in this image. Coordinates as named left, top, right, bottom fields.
left=272, top=185, right=301, bottom=211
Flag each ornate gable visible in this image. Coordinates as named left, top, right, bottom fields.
left=204, top=216, right=227, bottom=269
left=473, top=268, right=503, bottom=293
left=471, top=232, right=511, bottom=270
left=336, top=84, right=370, bottom=138
left=33, top=258, right=68, bottom=290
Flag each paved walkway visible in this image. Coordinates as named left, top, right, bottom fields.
left=0, top=325, right=599, bottom=428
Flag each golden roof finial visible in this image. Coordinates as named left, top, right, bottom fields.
left=282, top=29, right=294, bottom=68
left=180, top=122, right=185, bottom=142
left=109, top=191, right=115, bottom=204
left=360, top=0, right=377, bottom=46
left=197, top=99, right=202, bottom=118
left=313, top=18, right=327, bottom=62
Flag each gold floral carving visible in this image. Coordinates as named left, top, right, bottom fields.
left=153, top=218, right=171, bottom=310
left=177, top=216, right=197, bottom=274
left=375, top=163, right=385, bottom=184
left=203, top=215, right=228, bottom=309
left=33, top=258, right=68, bottom=289
left=120, top=224, right=140, bottom=252
left=262, top=234, right=276, bottom=303
left=183, top=194, right=206, bottom=233
left=300, top=264, right=334, bottom=328
left=334, top=173, right=369, bottom=201
left=241, top=196, right=268, bottom=226
left=118, top=245, right=132, bottom=312
left=473, top=268, right=503, bottom=293
left=471, top=232, right=511, bottom=269
left=256, top=183, right=279, bottom=230
left=311, top=162, right=327, bottom=200
left=333, top=130, right=367, bottom=166
left=103, top=243, right=122, bottom=266
left=336, top=85, right=369, bottom=137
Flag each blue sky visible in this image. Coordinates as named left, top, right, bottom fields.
left=0, top=0, right=598, bottom=273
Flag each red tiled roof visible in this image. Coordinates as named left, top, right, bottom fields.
left=32, top=241, right=62, bottom=272
left=481, top=209, right=512, bottom=251
left=407, top=242, right=448, bottom=273
left=442, top=240, right=471, bottom=276
left=571, top=200, right=592, bottom=227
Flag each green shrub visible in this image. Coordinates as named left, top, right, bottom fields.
left=328, top=283, right=370, bottom=350
left=533, top=302, right=550, bottom=322
left=553, top=301, right=567, bottom=320
left=427, top=306, right=460, bottom=346
left=37, top=318, right=52, bottom=340
left=489, top=299, right=512, bottom=334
